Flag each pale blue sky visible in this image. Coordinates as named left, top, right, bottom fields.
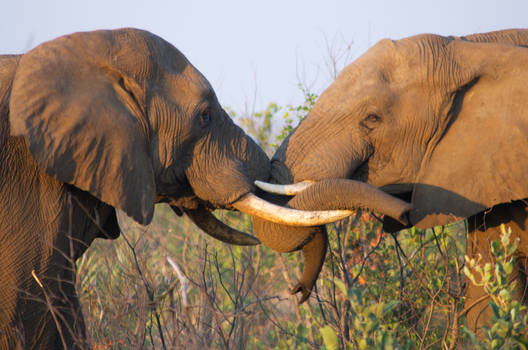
left=2, top=1, right=526, bottom=112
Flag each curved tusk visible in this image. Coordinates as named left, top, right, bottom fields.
left=255, top=180, right=315, bottom=196
left=171, top=205, right=260, bottom=246
left=232, top=193, right=353, bottom=226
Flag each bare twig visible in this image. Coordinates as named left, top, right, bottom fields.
left=121, top=230, right=167, bottom=350
left=31, top=270, right=69, bottom=350
left=167, top=257, right=190, bottom=307
left=167, top=256, right=201, bottom=348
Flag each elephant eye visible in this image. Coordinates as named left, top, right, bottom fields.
left=365, top=114, right=380, bottom=123
left=199, top=109, right=211, bottom=128
left=361, top=114, right=381, bottom=131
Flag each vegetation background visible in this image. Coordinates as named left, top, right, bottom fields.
left=78, top=101, right=527, bottom=349
left=77, top=46, right=527, bottom=349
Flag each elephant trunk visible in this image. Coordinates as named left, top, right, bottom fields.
left=288, top=179, right=413, bottom=225
left=251, top=199, right=329, bottom=303
left=251, top=177, right=413, bottom=303
left=186, top=114, right=271, bottom=208
left=253, top=178, right=412, bottom=253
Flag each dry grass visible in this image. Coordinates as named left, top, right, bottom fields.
left=77, top=204, right=299, bottom=349
left=74, top=204, right=474, bottom=349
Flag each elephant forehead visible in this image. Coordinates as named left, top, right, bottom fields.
left=158, top=63, right=214, bottom=104
left=333, top=60, right=395, bottom=100
left=315, top=77, right=392, bottom=118
left=338, top=40, right=420, bottom=90
left=339, top=60, right=385, bottom=86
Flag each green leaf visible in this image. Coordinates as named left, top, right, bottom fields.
left=334, top=279, right=348, bottom=296
left=358, top=338, right=369, bottom=350
left=490, top=302, right=501, bottom=318
left=511, top=306, right=518, bottom=322
left=491, top=240, right=500, bottom=256
left=383, top=300, right=400, bottom=316
left=379, top=332, right=394, bottom=350
left=491, top=338, right=502, bottom=349
left=504, top=260, right=514, bottom=275
left=513, top=334, right=528, bottom=347
left=320, top=325, right=339, bottom=350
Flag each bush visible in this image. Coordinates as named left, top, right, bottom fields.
left=463, top=225, right=528, bottom=349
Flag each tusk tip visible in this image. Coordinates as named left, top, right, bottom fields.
left=254, top=180, right=315, bottom=196
left=243, top=236, right=261, bottom=245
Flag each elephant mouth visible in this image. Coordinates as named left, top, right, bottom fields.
left=349, top=159, right=370, bottom=182
left=390, top=190, right=413, bottom=203
left=349, top=158, right=414, bottom=206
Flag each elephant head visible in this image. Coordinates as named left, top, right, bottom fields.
left=8, top=28, right=348, bottom=243
left=253, top=29, right=528, bottom=302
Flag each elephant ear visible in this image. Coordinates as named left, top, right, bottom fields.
left=9, top=31, right=156, bottom=225
left=411, top=40, right=528, bottom=228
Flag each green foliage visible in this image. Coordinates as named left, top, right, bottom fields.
left=345, top=287, right=400, bottom=350
left=274, top=86, right=317, bottom=146
left=308, top=215, right=469, bottom=349
left=320, top=325, right=339, bottom=350
left=233, top=86, right=317, bottom=156
left=231, top=103, right=277, bottom=155
left=463, top=224, right=528, bottom=349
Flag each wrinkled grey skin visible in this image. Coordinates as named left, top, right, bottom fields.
left=253, top=29, right=528, bottom=334
left=0, top=29, right=269, bottom=349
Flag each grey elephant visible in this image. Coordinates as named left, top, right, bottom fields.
left=252, top=29, right=528, bottom=333
left=0, top=28, right=414, bottom=349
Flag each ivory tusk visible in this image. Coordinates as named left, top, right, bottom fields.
left=172, top=205, right=260, bottom=246
left=255, top=180, right=315, bottom=196
left=232, top=193, right=353, bottom=226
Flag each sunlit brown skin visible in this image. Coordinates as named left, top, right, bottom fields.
left=0, top=29, right=270, bottom=349
left=254, top=29, right=528, bottom=333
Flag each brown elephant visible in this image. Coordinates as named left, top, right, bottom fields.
left=252, top=29, right=528, bottom=333
left=0, top=28, right=410, bottom=349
